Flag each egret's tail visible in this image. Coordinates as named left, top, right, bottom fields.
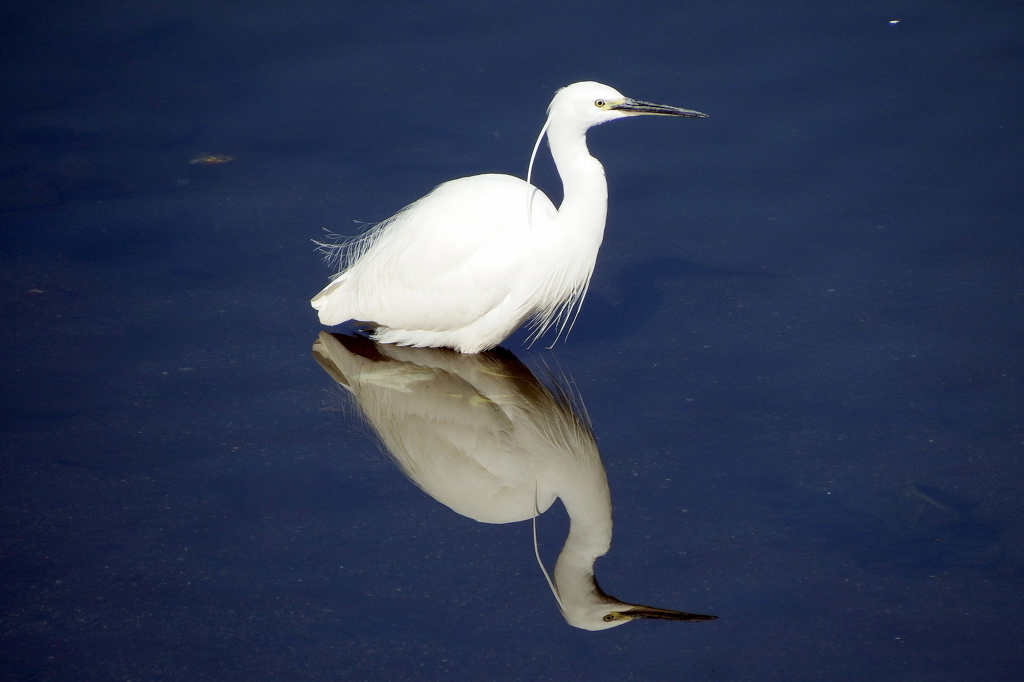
left=311, top=274, right=351, bottom=325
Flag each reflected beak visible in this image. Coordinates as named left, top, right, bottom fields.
left=620, top=605, right=718, bottom=622
left=611, top=98, right=708, bottom=118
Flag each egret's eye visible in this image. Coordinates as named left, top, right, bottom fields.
left=603, top=614, right=615, bottom=622
left=594, top=99, right=606, bottom=108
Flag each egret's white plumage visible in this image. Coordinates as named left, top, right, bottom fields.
left=312, top=332, right=717, bottom=630
left=311, top=82, right=707, bottom=353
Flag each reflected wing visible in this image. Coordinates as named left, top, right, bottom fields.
left=312, top=333, right=543, bottom=522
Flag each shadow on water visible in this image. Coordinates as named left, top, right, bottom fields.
left=573, top=256, right=778, bottom=341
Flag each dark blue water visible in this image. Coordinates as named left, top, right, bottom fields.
left=2, top=1, right=1022, bottom=680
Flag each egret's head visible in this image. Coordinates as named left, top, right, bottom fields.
left=547, top=81, right=708, bottom=132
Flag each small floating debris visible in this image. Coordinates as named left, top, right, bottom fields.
left=189, top=154, right=235, bottom=165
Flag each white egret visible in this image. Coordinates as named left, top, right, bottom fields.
left=312, top=332, right=717, bottom=630
left=311, top=82, right=707, bottom=353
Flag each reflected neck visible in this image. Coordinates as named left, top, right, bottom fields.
left=551, top=466, right=614, bottom=608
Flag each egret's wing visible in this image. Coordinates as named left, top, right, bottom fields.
left=313, top=174, right=557, bottom=331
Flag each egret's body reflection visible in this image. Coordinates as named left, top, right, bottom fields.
left=313, top=332, right=715, bottom=630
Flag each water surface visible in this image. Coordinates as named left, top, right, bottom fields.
left=1, top=1, right=1022, bottom=680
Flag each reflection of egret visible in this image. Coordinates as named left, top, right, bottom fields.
left=312, top=332, right=716, bottom=630
left=311, top=82, right=707, bottom=353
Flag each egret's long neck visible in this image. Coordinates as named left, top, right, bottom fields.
left=546, top=120, right=608, bottom=234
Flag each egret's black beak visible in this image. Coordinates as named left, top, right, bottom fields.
left=620, top=605, right=718, bottom=622
left=612, top=98, right=708, bottom=118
